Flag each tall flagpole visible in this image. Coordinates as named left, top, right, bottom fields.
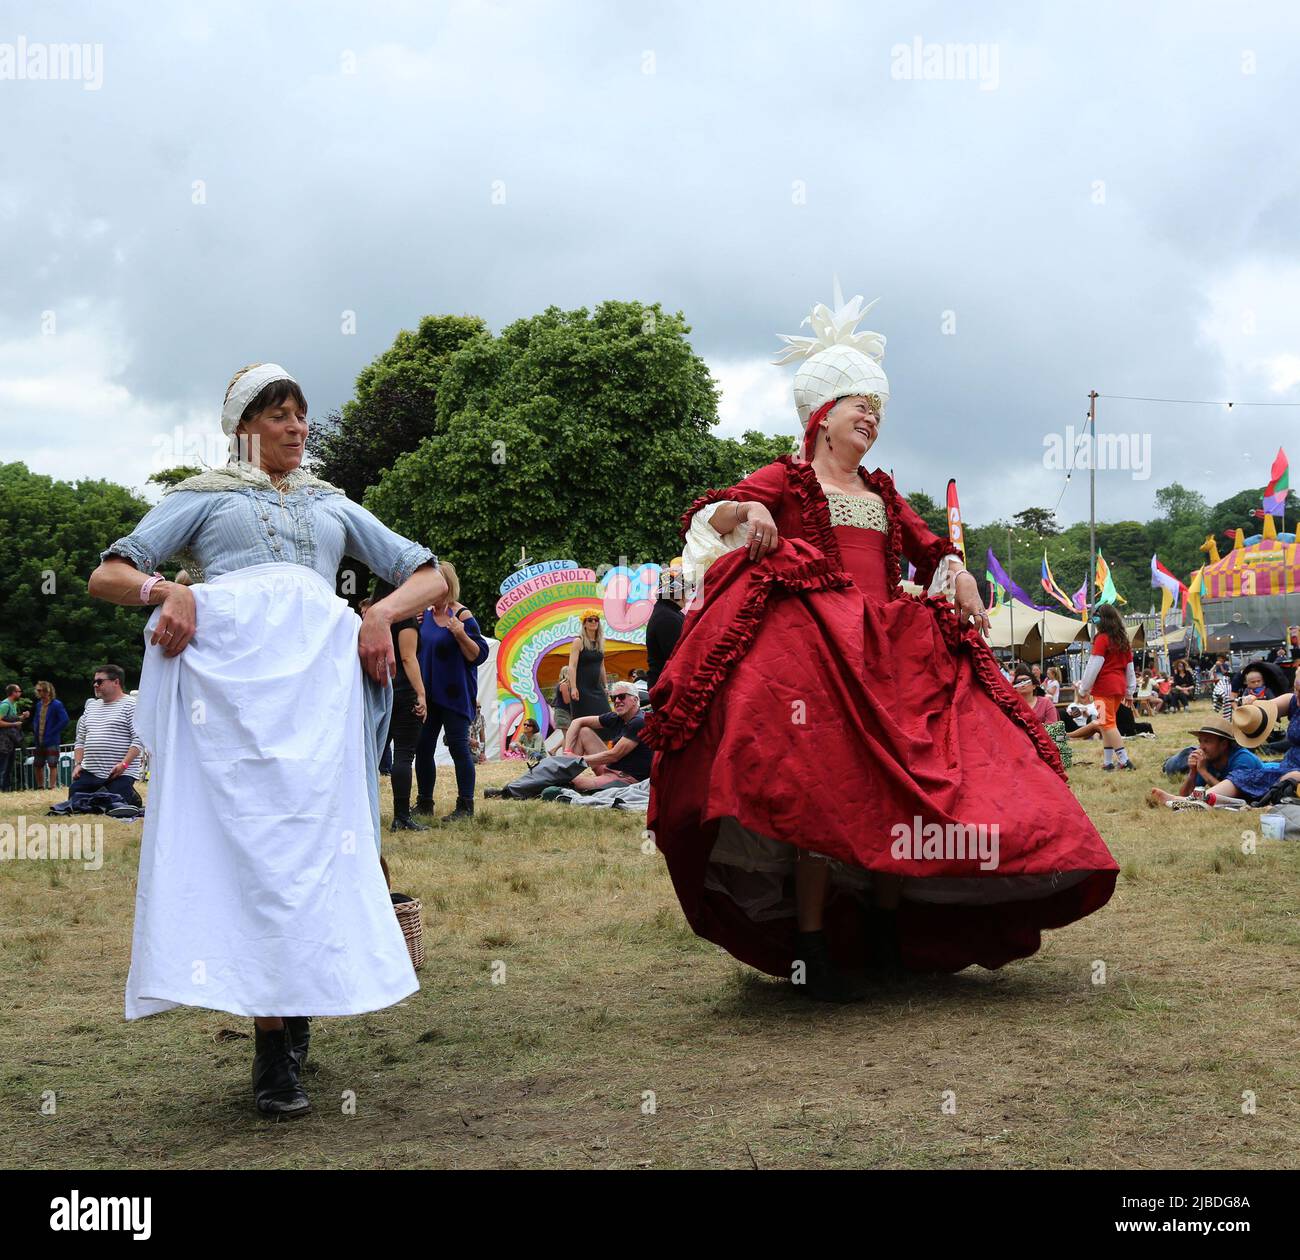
left=1088, top=391, right=1097, bottom=617
left=1008, top=525, right=1015, bottom=663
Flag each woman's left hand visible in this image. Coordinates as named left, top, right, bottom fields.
left=358, top=609, right=397, bottom=684
left=954, top=571, right=990, bottom=634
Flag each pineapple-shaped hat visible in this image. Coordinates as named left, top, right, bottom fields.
left=773, top=279, right=889, bottom=427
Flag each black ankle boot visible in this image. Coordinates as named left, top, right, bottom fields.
left=284, top=1016, right=311, bottom=1075
left=390, top=814, right=429, bottom=832
left=792, top=930, right=869, bottom=1003
left=252, top=1024, right=311, bottom=1118
left=863, top=906, right=904, bottom=978
left=440, top=798, right=474, bottom=823
left=411, top=798, right=435, bottom=817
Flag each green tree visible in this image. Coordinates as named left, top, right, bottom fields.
left=903, top=490, right=947, bottom=537
left=1013, top=506, right=1061, bottom=537
left=147, top=465, right=202, bottom=489
left=306, top=314, right=489, bottom=503
left=1211, top=486, right=1298, bottom=538
left=1150, top=481, right=1213, bottom=579
left=0, top=463, right=154, bottom=718
left=365, top=301, right=790, bottom=627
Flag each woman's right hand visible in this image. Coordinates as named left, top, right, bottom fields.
left=151, top=584, right=197, bottom=657
left=742, top=504, right=780, bottom=560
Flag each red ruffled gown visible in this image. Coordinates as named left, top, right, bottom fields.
left=643, top=456, right=1118, bottom=976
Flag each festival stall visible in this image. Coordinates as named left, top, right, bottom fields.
left=490, top=557, right=661, bottom=758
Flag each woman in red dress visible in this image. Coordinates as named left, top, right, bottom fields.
left=643, top=288, right=1118, bottom=1001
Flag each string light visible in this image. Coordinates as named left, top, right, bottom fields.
left=1098, top=393, right=1300, bottom=407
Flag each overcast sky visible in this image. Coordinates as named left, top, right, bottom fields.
left=3, top=0, right=1299, bottom=530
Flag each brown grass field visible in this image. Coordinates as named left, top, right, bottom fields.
left=3, top=703, right=1298, bottom=1170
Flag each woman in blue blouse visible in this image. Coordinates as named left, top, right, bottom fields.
left=88, top=362, right=445, bottom=1120
left=413, top=560, right=489, bottom=822
left=31, top=681, right=70, bottom=789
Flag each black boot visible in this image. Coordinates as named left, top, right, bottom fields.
left=792, top=930, right=870, bottom=1003
left=863, top=905, right=904, bottom=978
left=411, top=798, right=435, bottom=817
left=252, top=1024, right=311, bottom=1119
left=284, top=1016, right=311, bottom=1075
left=390, top=814, right=429, bottom=832
left=441, top=797, right=474, bottom=823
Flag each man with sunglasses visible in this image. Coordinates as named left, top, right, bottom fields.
left=71, top=665, right=144, bottom=806
left=563, top=681, right=652, bottom=790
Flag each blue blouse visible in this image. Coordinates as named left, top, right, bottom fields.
left=32, top=699, right=70, bottom=747
left=418, top=609, right=488, bottom=720
left=101, top=480, right=435, bottom=588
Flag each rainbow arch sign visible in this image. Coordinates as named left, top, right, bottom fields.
left=493, top=559, right=662, bottom=753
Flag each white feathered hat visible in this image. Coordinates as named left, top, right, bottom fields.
left=773, top=279, right=889, bottom=426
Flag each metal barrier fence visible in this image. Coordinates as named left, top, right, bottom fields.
left=1, top=741, right=79, bottom=792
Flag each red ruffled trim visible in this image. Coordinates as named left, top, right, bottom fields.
left=780, top=456, right=842, bottom=563
left=922, top=594, right=1068, bottom=781
left=641, top=554, right=852, bottom=753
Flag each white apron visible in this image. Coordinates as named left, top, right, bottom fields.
left=125, top=562, right=418, bottom=1019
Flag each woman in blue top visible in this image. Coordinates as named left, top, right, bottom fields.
left=413, top=559, right=489, bottom=823
left=88, top=362, right=445, bottom=1120
left=31, top=681, right=70, bottom=789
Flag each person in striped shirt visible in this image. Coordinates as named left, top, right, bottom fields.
left=71, top=664, right=144, bottom=807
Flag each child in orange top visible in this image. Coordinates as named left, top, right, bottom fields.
left=1077, top=604, right=1137, bottom=770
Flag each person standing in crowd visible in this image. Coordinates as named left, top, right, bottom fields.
left=71, top=666, right=145, bottom=805
left=551, top=666, right=574, bottom=738
left=371, top=579, right=427, bottom=833
left=1076, top=604, right=1137, bottom=771
left=0, top=683, right=26, bottom=792
left=88, top=361, right=444, bottom=1120
left=31, top=681, right=70, bottom=789
left=1043, top=665, right=1063, bottom=705
left=413, top=560, right=489, bottom=823
left=646, top=564, right=687, bottom=690
left=566, top=610, right=612, bottom=719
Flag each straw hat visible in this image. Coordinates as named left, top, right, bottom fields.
left=1188, top=715, right=1236, bottom=742
left=1231, top=700, right=1281, bottom=749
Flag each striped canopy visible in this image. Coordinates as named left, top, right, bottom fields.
left=1201, top=540, right=1300, bottom=598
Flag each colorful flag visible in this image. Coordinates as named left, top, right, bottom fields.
left=985, top=568, right=1005, bottom=608
left=1041, top=551, right=1081, bottom=615
left=946, top=479, right=967, bottom=568
left=1071, top=578, right=1088, bottom=611
left=1150, top=554, right=1183, bottom=599
left=1151, top=555, right=1185, bottom=648
left=987, top=548, right=1050, bottom=609
left=1094, top=550, right=1126, bottom=606
left=1184, top=567, right=1208, bottom=649
left=1264, top=447, right=1289, bottom=516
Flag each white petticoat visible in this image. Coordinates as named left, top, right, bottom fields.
left=125, top=562, right=417, bottom=1019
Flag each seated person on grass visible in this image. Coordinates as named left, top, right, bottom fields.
left=1147, top=716, right=1265, bottom=807
left=563, top=681, right=652, bottom=791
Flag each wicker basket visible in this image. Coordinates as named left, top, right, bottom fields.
left=391, top=895, right=424, bottom=970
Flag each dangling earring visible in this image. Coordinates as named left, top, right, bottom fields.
left=822, top=424, right=832, bottom=452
